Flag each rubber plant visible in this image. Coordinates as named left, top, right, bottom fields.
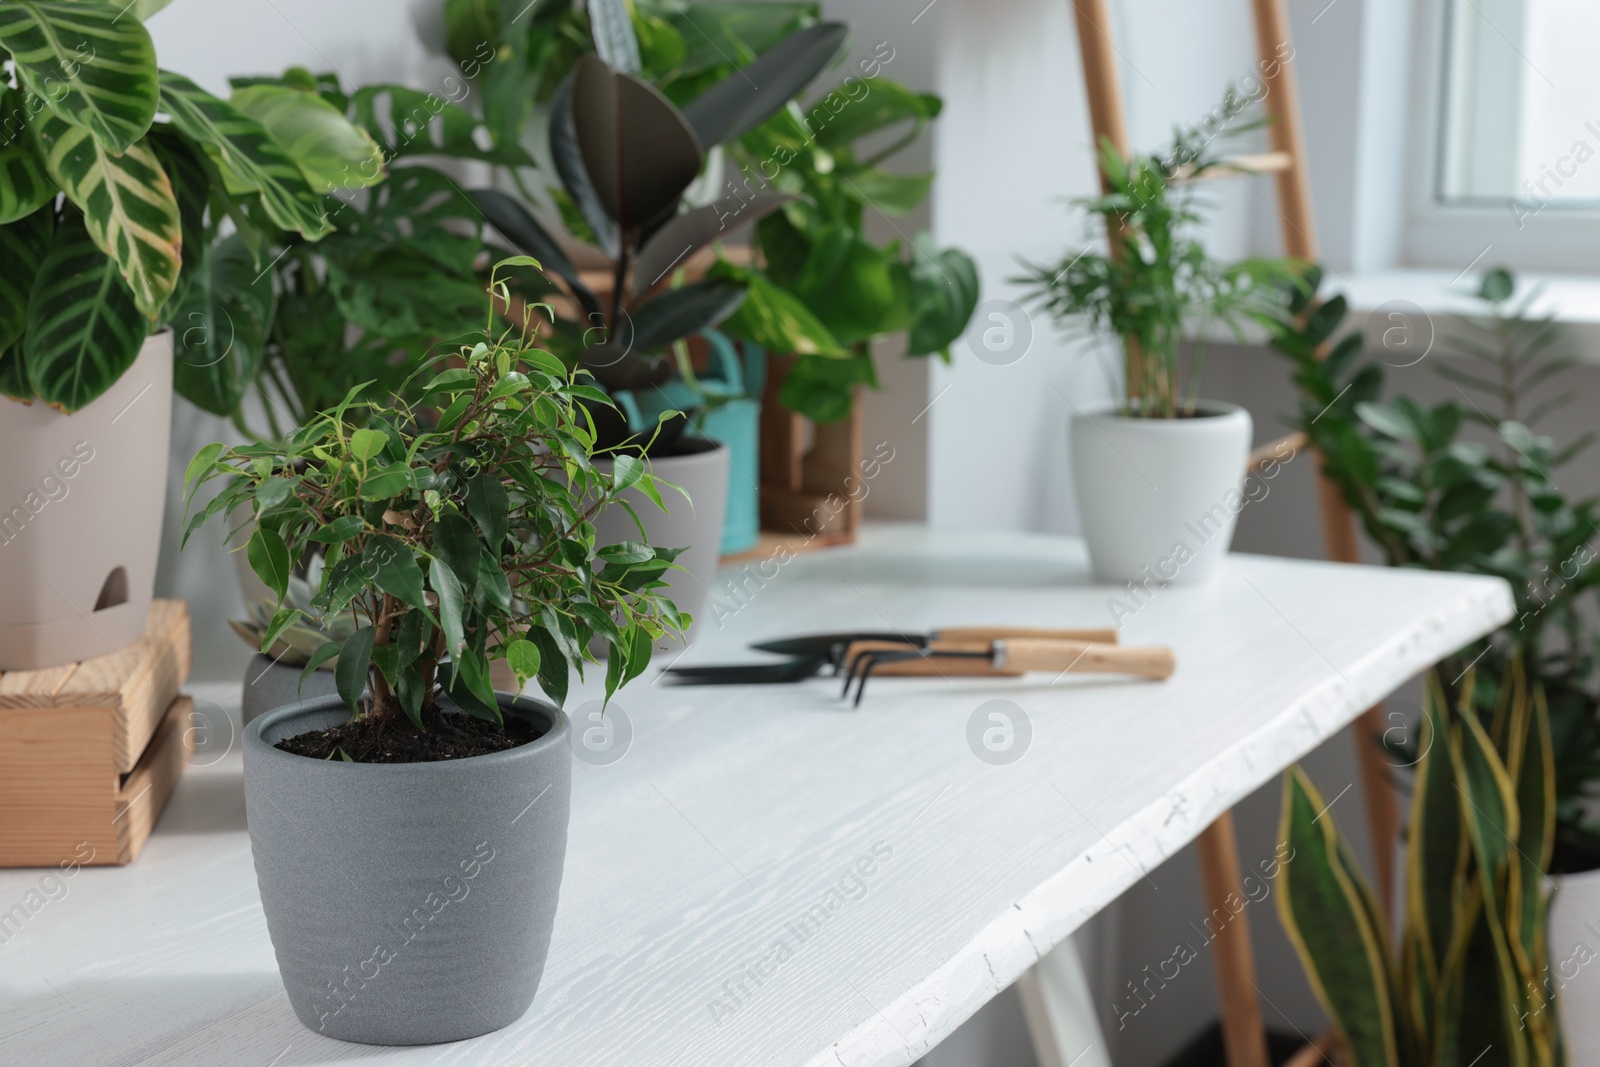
left=183, top=258, right=686, bottom=723
left=1277, top=661, right=1557, bottom=1065
left=0, top=0, right=384, bottom=412
left=1018, top=111, right=1300, bottom=419
left=458, top=6, right=854, bottom=452
left=442, top=0, right=978, bottom=428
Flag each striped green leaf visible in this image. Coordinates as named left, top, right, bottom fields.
left=157, top=71, right=330, bottom=238
left=0, top=1, right=158, bottom=154
left=33, top=112, right=181, bottom=317
left=0, top=89, right=56, bottom=224
left=172, top=234, right=273, bottom=416
left=1277, top=766, right=1401, bottom=1067
left=0, top=206, right=53, bottom=355
left=24, top=211, right=146, bottom=411
left=229, top=84, right=385, bottom=193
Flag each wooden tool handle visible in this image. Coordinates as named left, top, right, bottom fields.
left=934, top=626, right=1119, bottom=645
left=998, top=639, right=1175, bottom=680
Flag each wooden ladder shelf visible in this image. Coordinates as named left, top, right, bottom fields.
left=1068, top=1, right=1394, bottom=1064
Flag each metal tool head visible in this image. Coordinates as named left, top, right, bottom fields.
left=750, top=632, right=925, bottom=665
left=841, top=647, right=993, bottom=707
left=663, top=657, right=827, bottom=686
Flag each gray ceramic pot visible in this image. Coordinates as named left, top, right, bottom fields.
left=243, top=694, right=571, bottom=1045
left=592, top=438, right=729, bottom=645
left=241, top=655, right=341, bottom=727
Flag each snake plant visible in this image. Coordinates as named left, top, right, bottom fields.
left=0, top=0, right=383, bottom=412
left=1277, top=660, right=1558, bottom=1066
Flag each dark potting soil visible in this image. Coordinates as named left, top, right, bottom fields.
left=276, top=703, right=545, bottom=764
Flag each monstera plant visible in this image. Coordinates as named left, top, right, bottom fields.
left=0, top=0, right=383, bottom=412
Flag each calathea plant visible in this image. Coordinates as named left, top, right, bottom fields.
left=460, top=8, right=863, bottom=448
left=184, top=259, right=686, bottom=735
left=0, top=1, right=383, bottom=411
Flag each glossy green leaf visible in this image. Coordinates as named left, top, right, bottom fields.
left=466, top=473, right=509, bottom=550
left=845, top=168, right=933, bottom=216
left=0, top=1, right=158, bottom=154
left=308, top=515, right=365, bottom=543
left=352, top=84, right=532, bottom=166
left=429, top=556, right=467, bottom=656
left=335, top=626, right=375, bottom=714
left=247, top=525, right=292, bottom=601
left=171, top=234, right=274, bottom=416
left=230, top=84, right=385, bottom=193
left=791, top=223, right=907, bottom=344
left=507, top=638, right=540, bottom=683
left=366, top=534, right=429, bottom=612
left=715, top=268, right=845, bottom=356
left=297, top=640, right=342, bottom=694
left=349, top=427, right=386, bottom=462
left=435, top=513, right=481, bottom=595
left=158, top=71, right=331, bottom=238
left=611, top=453, right=646, bottom=492
left=23, top=211, right=145, bottom=411
left=907, top=242, right=979, bottom=356
left=33, top=114, right=182, bottom=317
left=812, top=78, right=939, bottom=149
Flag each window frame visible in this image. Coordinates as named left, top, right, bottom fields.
left=1405, top=0, right=1600, bottom=273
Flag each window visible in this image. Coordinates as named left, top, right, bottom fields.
left=1408, top=0, right=1600, bottom=271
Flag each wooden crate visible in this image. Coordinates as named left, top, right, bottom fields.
left=0, top=601, right=193, bottom=867
left=758, top=355, right=864, bottom=546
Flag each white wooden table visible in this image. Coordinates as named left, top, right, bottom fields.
left=0, top=526, right=1512, bottom=1067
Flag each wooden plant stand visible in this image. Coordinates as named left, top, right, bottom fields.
left=758, top=354, right=864, bottom=547
left=0, top=600, right=193, bottom=867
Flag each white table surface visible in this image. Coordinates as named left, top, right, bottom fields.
left=0, top=525, right=1513, bottom=1067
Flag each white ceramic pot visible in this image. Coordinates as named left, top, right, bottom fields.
left=1548, top=864, right=1600, bottom=1059
left=1069, top=400, right=1252, bottom=586
left=0, top=332, right=172, bottom=669
left=591, top=439, right=730, bottom=646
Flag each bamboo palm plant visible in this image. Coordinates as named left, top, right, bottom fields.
left=1019, top=113, right=1299, bottom=419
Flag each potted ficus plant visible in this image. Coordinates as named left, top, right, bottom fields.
left=1019, top=111, right=1298, bottom=585
left=462, top=11, right=850, bottom=637
left=183, top=259, right=684, bottom=1044
left=0, top=1, right=382, bottom=670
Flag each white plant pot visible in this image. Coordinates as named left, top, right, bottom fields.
left=1548, top=864, right=1600, bottom=1060
left=591, top=439, right=730, bottom=646
left=1069, top=400, right=1251, bottom=586
left=0, top=332, right=172, bottom=669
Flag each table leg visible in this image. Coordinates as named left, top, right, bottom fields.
left=1196, top=811, right=1270, bottom=1067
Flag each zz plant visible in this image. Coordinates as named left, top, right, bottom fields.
left=184, top=259, right=686, bottom=728
left=0, top=1, right=382, bottom=411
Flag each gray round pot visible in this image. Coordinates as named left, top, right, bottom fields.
left=241, top=655, right=341, bottom=727
left=243, top=694, right=571, bottom=1045
left=592, top=437, right=729, bottom=645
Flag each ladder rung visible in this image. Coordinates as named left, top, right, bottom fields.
left=1170, top=150, right=1294, bottom=184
